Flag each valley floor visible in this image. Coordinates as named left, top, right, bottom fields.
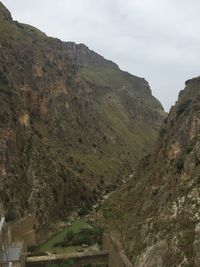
left=35, top=219, right=100, bottom=255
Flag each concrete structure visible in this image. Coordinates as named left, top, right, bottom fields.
left=1, top=242, right=26, bottom=267
left=26, top=251, right=109, bottom=267
left=0, top=205, right=9, bottom=266
left=26, top=233, right=133, bottom=267
left=102, top=233, right=133, bottom=267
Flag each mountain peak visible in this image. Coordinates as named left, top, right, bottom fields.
left=0, top=2, right=12, bottom=21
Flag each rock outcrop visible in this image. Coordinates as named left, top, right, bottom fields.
left=0, top=2, right=164, bottom=229
left=98, top=77, right=200, bottom=266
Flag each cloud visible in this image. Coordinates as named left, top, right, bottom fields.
left=2, top=0, right=200, bottom=111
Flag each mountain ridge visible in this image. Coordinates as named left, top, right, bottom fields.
left=97, top=76, right=200, bottom=266
left=0, top=1, right=164, bottom=233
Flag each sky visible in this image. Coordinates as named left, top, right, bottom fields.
left=2, top=0, right=200, bottom=111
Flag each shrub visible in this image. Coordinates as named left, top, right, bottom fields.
left=66, top=230, right=74, bottom=242
left=47, top=259, right=75, bottom=267
left=176, top=99, right=191, bottom=118
left=47, top=264, right=59, bottom=267
left=5, top=209, right=17, bottom=222
left=176, top=158, right=184, bottom=173
left=27, top=245, right=36, bottom=253
left=186, top=145, right=192, bottom=154
left=78, top=202, right=90, bottom=216
left=62, top=259, right=75, bottom=267
left=159, top=128, right=167, bottom=137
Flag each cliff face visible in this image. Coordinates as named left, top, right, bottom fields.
left=98, top=77, right=200, bottom=266
left=0, top=2, right=164, bottom=227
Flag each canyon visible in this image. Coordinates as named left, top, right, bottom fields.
left=1, top=1, right=200, bottom=266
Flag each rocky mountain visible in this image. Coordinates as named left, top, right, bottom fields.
left=98, top=77, right=200, bottom=266
left=0, top=2, right=164, bottom=229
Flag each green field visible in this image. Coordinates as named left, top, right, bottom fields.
left=38, top=219, right=94, bottom=254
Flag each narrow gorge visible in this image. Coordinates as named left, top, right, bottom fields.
left=1, top=1, right=200, bottom=267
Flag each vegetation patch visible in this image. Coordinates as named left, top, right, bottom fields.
left=37, top=219, right=102, bottom=254
left=53, top=228, right=103, bottom=247
left=47, top=260, right=106, bottom=267
left=47, top=259, right=75, bottom=267
left=176, top=99, right=192, bottom=118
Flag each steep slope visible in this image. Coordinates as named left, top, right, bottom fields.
left=98, top=77, right=200, bottom=266
left=0, top=2, right=164, bottom=229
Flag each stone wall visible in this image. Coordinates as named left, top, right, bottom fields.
left=102, top=233, right=133, bottom=267
left=26, top=251, right=109, bottom=267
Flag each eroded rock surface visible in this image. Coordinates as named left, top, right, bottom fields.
left=0, top=2, right=164, bottom=229
left=98, top=77, right=200, bottom=266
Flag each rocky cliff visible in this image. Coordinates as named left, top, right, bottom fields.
left=98, top=77, right=200, bottom=266
left=0, top=2, right=164, bottom=229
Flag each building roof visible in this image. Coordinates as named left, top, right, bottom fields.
left=2, top=246, right=22, bottom=263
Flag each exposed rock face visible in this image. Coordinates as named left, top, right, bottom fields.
left=0, top=2, right=164, bottom=228
left=98, top=77, right=200, bottom=266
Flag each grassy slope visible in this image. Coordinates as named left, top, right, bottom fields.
left=78, top=66, right=159, bottom=178
left=99, top=94, right=156, bottom=156
left=0, top=10, right=45, bottom=42
left=81, top=66, right=133, bottom=88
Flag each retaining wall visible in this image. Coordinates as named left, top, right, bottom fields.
left=102, top=233, right=133, bottom=267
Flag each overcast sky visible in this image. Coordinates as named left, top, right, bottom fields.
left=2, top=0, right=200, bottom=111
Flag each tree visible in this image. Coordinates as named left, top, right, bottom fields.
left=62, top=259, right=75, bottom=267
